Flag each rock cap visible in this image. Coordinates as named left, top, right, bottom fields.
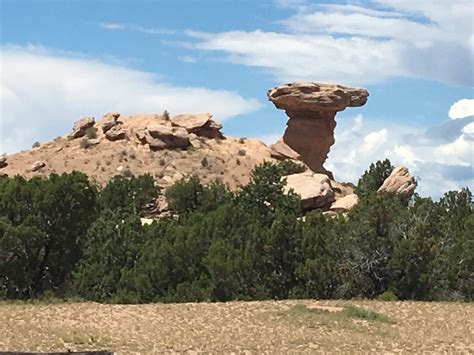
left=267, top=82, right=369, bottom=112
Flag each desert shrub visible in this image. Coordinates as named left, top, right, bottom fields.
left=32, top=141, right=41, bottom=148
left=163, top=110, right=170, bottom=120
left=85, top=127, right=98, bottom=139
left=79, top=138, right=91, bottom=149
left=201, top=157, right=209, bottom=168
left=238, top=149, right=246, bottom=156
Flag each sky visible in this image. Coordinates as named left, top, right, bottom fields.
left=1, top=0, right=473, bottom=198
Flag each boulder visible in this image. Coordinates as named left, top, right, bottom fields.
left=330, top=194, right=359, bottom=212
left=0, top=156, right=7, bottom=169
left=68, top=116, right=95, bottom=139
left=378, top=166, right=416, bottom=195
left=147, top=125, right=190, bottom=150
left=284, top=171, right=335, bottom=210
left=105, top=125, right=127, bottom=141
left=268, top=83, right=369, bottom=177
left=270, top=138, right=301, bottom=160
left=171, top=113, right=223, bottom=138
left=31, top=161, right=46, bottom=172
left=101, top=112, right=121, bottom=133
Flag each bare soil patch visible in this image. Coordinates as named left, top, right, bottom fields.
left=0, top=300, right=472, bottom=353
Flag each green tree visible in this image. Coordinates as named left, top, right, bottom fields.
left=98, top=174, right=158, bottom=214
left=357, top=159, right=394, bottom=195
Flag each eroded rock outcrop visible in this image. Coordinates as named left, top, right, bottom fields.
left=101, top=112, right=122, bottom=133
left=284, top=171, right=335, bottom=210
left=31, top=161, right=46, bottom=172
left=378, top=166, right=416, bottom=196
left=68, top=116, right=95, bottom=139
left=171, top=113, right=224, bottom=139
left=268, top=82, right=369, bottom=178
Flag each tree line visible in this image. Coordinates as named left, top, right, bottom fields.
left=0, top=159, right=472, bottom=302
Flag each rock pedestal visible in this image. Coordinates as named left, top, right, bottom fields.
left=268, top=82, right=369, bottom=178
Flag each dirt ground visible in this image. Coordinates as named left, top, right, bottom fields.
left=0, top=299, right=472, bottom=353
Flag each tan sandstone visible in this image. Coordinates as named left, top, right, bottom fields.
left=378, top=166, right=416, bottom=195
left=268, top=82, right=369, bottom=178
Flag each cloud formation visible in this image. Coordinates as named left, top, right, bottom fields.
left=99, top=22, right=175, bottom=35
left=186, top=1, right=473, bottom=86
left=326, top=110, right=473, bottom=198
left=449, top=99, right=474, bottom=119
left=0, top=46, right=261, bottom=153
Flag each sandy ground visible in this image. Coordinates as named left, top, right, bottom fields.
left=0, top=299, right=473, bottom=353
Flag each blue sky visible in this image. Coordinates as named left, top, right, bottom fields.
left=1, top=0, right=473, bottom=197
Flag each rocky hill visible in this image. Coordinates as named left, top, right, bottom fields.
left=0, top=82, right=415, bottom=214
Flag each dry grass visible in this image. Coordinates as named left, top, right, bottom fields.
left=0, top=299, right=472, bottom=353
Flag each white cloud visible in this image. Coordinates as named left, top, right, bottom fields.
left=448, top=99, right=474, bottom=119
left=99, top=22, right=175, bottom=35
left=326, top=113, right=473, bottom=198
left=0, top=46, right=261, bottom=153
left=184, top=1, right=473, bottom=86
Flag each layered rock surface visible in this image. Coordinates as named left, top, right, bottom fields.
left=268, top=82, right=369, bottom=178
left=378, top=166, right=416, bottom=196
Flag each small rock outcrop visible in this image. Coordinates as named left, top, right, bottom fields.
left=0, top=157, right=7, bottom=169
left=101, top=112, right=122, bottom=133
left=330, top=194, right=359, bottom=212
left=105, top=125, right=127, bottom=141
left=68, top=116, right=95, bottom=139
left=147, top=125, right=190, bottom=150
left=171, top=113, right=223, bottom=139
left=284, top=171, right=335, bottom=210
left=31, top=161, right=46, bottom=172
left=378, top=166, right=416, bottom=195
left=268, top=82, right=369, bottom=178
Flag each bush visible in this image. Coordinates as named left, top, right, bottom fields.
left=79, top=138, right=91, bottom=149
left=85, top=127, right=98, bottom=139
left=32, top=141, right=41, bottom=148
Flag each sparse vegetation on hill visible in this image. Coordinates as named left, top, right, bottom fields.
left=0, top=160, right=472, bottom=303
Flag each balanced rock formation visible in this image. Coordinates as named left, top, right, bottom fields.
left=284, top=171, right=335, bottom=210
left=268, top=83, right=369, bottom=178
left=378, top=166, right=416, bottom=195
left=68, top=116, right=95, bottom=139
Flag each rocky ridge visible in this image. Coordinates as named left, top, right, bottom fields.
left=0, top=82, right=415, bottom=217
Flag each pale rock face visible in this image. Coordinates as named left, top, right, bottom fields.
left=378, top=166, right=416, bottom=195
left=268, top=82, right=369, bottom=178
left=283, top=171, right=335, bottom=210
left=31, top=161, right=46, bottom=172
left=68, top=116, right=95, bottom=139
left=330, top=194, right=359, bottom=212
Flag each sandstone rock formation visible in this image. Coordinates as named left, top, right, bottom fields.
left=284, top=171, right=335, bottom=210
left=31, top=161, right=46, bottom=172
left=171, top=113, right=223, bottom=139
left=330, top=194, right=359, bottom=212
left=147, top=125, right=191, bottom=150
left=68, top=116, right=95, bottom=139
left=105, top=125, right=127, bottom=141
left=100, top=112, right=122, bottom=133
left=268, top=82, right=369, bottom=178
left=378, top=166, right=416, bottom=195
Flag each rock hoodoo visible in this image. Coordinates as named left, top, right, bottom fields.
left=268, top=82, right=369, bottom=178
